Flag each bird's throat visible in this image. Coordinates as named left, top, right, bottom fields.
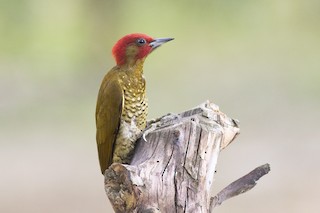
left=121, top=57, right=146, bottom=76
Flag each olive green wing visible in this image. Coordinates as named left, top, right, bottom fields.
left=96, top=73, right=123, bottom=174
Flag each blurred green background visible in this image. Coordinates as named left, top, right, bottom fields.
left=1, top=0, right=319, bottom=212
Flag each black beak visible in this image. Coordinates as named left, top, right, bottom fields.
left=149, top=37, right=174, bottom=50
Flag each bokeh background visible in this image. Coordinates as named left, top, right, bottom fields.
left=1, top=0, right=319, bottom=212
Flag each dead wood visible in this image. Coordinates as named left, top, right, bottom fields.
left=104, top=101, right=269, bottom=212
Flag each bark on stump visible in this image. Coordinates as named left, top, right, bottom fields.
left=104, top=101, right=270, bottom=213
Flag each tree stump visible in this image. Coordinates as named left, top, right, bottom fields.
left=104, top=101, right=270, bottom=213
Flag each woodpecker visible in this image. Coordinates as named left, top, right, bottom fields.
left=96, top=33, right=173, bottom=174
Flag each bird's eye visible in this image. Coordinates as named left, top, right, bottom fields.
left=136, top=38, right=146, bottom=46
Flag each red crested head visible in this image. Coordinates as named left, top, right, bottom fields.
left=112, top=33, right=174, bottom=66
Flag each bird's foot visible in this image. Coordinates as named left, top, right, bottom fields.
left=136, top=124, right=156, bottom=143
left=146, top=113, right=178, bottom=126
left=142, top=113, right=180, bottom=142
left=141, top=123, right=157, bottom=142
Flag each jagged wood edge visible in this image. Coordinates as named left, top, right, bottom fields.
left=209, top=163, right=271, bottom=212
left=104, top=101, right=271, bottom=212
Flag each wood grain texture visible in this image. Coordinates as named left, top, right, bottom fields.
left=104, top=101, right=268, bottom=212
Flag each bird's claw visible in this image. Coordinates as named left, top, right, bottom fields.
left=141, top=113, right=179, bottom=142
left=142, top=132, right=148, bottom=142
left=142, top=123, right=158, bottom=142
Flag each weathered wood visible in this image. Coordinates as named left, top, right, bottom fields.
left=104, top=101, right=269, bottom=212
left=209, top=163, right=270, bottom=212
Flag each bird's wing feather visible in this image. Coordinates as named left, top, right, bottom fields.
left=96, top=72, right=123, bottom=174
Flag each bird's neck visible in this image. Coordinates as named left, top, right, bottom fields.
left=121, top=58, right=145, bottom=77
